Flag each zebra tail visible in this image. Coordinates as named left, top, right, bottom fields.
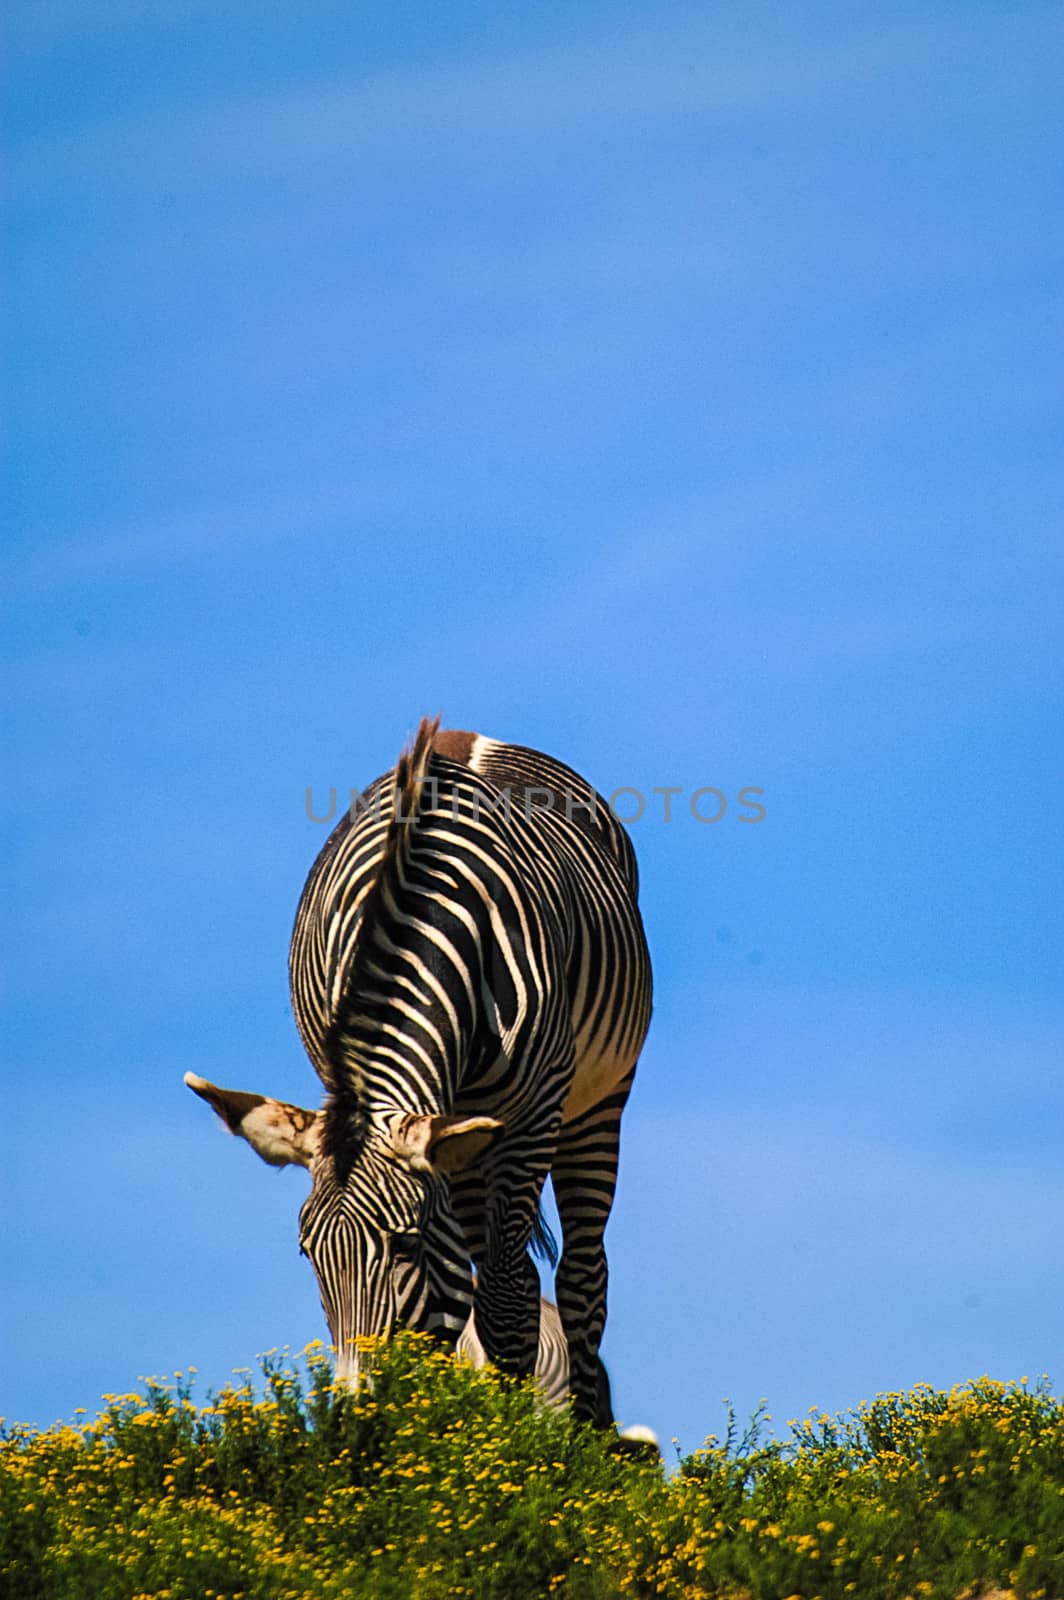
left=530, top=1206, right=559, bottom=1267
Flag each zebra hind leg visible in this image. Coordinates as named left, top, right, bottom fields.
left=594, top=1351, right=614, bottom=1424
left=591, top=1337, right=660, bottom=1460
left=551, top=1077, right=633, bottom=1429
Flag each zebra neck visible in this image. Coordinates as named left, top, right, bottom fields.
left=325, top=1002, right=467, bottom=1119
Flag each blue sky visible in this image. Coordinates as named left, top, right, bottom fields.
left=5, top=0, right=1063, bottom=1451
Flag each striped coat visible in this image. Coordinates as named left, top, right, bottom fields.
left=188, top=719, right=652, bottom=1426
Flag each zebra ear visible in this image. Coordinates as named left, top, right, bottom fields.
left=392, top=1114, right=505, bottom=1175
left=184, top=1072, right=322, bottom=1169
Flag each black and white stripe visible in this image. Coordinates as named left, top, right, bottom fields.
left=288, top=720, right=652, bottom=1425
left=457, top=1294, right=596, bottom=1412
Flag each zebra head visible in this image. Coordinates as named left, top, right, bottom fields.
left=184, top=1072, right=502, bottom=1385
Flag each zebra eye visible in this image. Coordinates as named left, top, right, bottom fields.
left=391, top=1232, right=419, bottom=1262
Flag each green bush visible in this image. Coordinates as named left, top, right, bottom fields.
left=2, top=1340, right=1062, bottom=1600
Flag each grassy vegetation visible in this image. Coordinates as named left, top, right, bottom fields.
left=3, top=1336, right=1062, bottom=1600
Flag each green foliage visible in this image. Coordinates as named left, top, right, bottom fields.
left=3, top=1343, right=1063, bottom=1600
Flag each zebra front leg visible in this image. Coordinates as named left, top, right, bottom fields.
left=469, top=1136, right=557, bottom=1382
left=473, top=1237, right=541, bottom=1383
left=551, top=1075, right=632, bottom=1428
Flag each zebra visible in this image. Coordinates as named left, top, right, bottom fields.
left=185, top=718, right=652, bottom=1427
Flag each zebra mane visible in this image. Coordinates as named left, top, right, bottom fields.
left=321, top=715, right=442, bottom=1180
